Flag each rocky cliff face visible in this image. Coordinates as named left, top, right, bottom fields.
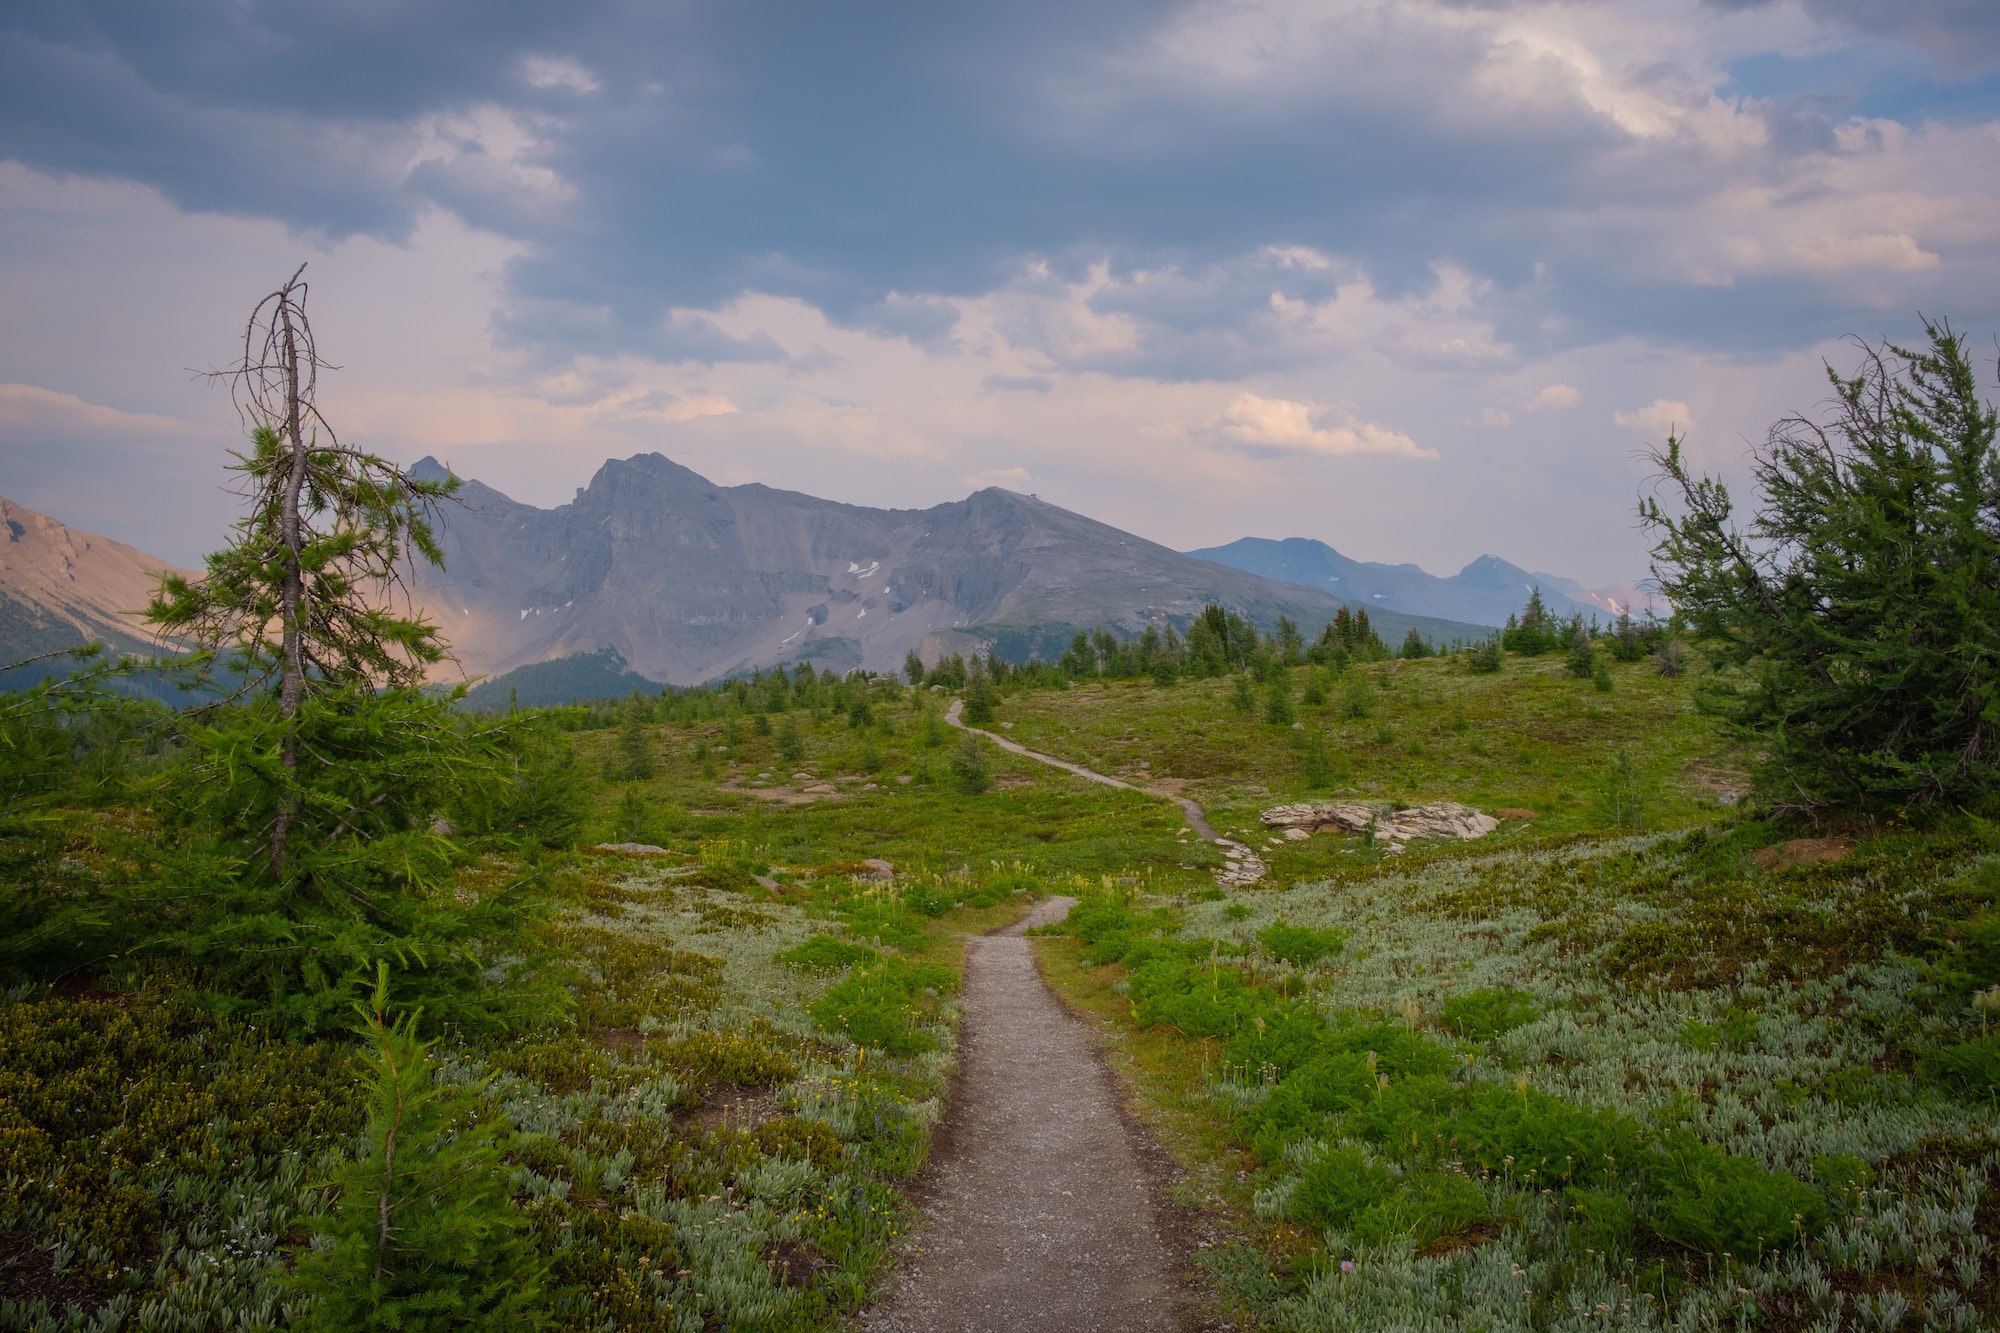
left=407, top=453, right=1482, bottom=686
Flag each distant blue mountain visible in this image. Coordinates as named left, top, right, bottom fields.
left=1186, top=537, right=1652, bottom=632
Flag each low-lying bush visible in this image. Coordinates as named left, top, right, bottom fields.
left=650, top=1029, right=799, bottom=1088
left=1918, top=1035, right=2000, bottom=1096
left=777, top=933, right=880, bottom=971
left=1440, top=987, right=1540, bottom=1041
left=810, top=959, right=958, bottom=1055
left=1256, top=921, right=1346, bottom=965
left=1290, top=1148, right=1488, bottom=1248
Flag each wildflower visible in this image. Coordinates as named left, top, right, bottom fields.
left=1340, top=1260, right=1355, bottom=1273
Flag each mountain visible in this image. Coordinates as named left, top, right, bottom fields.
left=406, top=453, right=1492, bottom=688
left=1185, top=537, right=1663, bottom=631
left=0, top=497, right=192, bottom=681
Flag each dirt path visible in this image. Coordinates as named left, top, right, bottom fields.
left=944, top=700, right=1262, bottom=884
left=861, top=896, right=1189, bottom=1332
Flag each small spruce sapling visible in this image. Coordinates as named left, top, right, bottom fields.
left=950, top=732, right=991, bottom=795
left=962, top=661, right=997, bottom=726
left=294, top=965, right=548, bottom=1330
left=1231, top=672, right=1257, bottom=715
left=1566, top=627, right=1596, bottom=679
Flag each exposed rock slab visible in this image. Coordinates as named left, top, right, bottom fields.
left=1260, top=800, right=1500, bottom=845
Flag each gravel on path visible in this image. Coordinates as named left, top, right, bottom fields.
left=861, top=896, right=1190, bottom=1332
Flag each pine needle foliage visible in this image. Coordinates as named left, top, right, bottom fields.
left=294, top=966, right=549, bottom=1330
left=1644, top=320, right=2000, bottom=815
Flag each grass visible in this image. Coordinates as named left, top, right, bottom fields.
left=991, top=653, right=1737, bottom=873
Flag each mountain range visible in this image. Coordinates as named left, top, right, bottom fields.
left=400, top=453, right=1485, bottom=687
left=0, top=453, right=1653, bottom=696
left=1186, top=536, right=1661, bottom=630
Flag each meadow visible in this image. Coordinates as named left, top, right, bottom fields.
left=5, top=631, right=1997, bottom=1330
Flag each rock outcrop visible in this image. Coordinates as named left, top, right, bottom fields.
left=1260, top=800, right=1499, bottom=846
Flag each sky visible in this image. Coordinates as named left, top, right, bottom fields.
left=3, top=1, right=1999, bottom=587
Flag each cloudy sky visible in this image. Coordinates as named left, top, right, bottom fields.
left=3, top=1, right=1998, bottom=586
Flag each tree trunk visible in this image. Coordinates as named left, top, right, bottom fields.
left=271, top=266, right=310, bottom=880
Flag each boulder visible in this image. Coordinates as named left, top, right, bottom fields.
left=1259, top=802, right=1381, bottom=834
left=1374, top=803, right=1499, bottom=843
left=1260, top=800, right=1499, bottom=844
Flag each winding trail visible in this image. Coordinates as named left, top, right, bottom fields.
left=944, top=699, right=1263, bottom=885
left=862, top=897, right=1188, bottom=1332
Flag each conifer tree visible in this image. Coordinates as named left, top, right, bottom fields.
left=148, top=265, right=460, bottom=877
left=295, top=966, right=549, bottom=1329
left=1643, top=320, right=2000, bottom=814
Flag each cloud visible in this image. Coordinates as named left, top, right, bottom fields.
left=982, top=374, right=1053, bottom=393
left=1530, top=384, right=1581, bottom=410
left=1615, top=399, right=1697, bottom=438
left=1214, top=393, right=1435, bottom=460
left=964, top=466, right=1037, bottom=492
left=0, top=383, right=195, bottom=437
left=1483, top=407, right=1513, bottom=427
left=520, top=56, right=600, bottom=95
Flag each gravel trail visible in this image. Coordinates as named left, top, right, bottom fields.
left=861, top=896, right=1188, bottom=1332
left=944, top=699, right=1261, bottom=884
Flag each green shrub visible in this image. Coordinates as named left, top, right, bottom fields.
left=836, top=899, right=930, bottom=951
left=810, top=959, right=958, bottom=1055
left=650, top=1029, right=798, bottom=1088
left=1290, top=1147, right=1393, bottom=1231
left=776, top=933, right=880, bottom=971
left=1257, top=921, right=1346, bottom=966
left=900, top=884, right=955, bottom=916
left=1126, top=955, right=1266, bottom=1038
left=1441, top=988, right=1540, bottom=1042
left=1563, top=1187, right=1636, bottom=1253
left=1642, top=1134, right=1825, bottom=1257
left=1467, top=639, right=1502, bottom=673
left=1679, top=1008, right=1760, bottom=1053
left=1918, top=1035, right=2000, bottom=1096
left=1290, top=1149, right=1485, bottom=1247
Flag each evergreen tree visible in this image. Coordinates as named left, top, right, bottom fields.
left=145, top=268, right=518, bottom=1031
left=963, top=660, right=997, bottom=726
left=950, top=731, right=991, bottom=794
left=148, top=265, right=460, bottom=878
left=1274, top=615, right=1304, bottom=664
left=904, top=649, right=926, bottom=686
left=1231, top=671, right=1257, bottom=714
left=1566, top=625, right=1596, bottom=679
left=1643, top=320, right=2000, bottom=814
left=1399, top=628, right=1429, bottom=660
left=295, top=967, right=549, bottom=1330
